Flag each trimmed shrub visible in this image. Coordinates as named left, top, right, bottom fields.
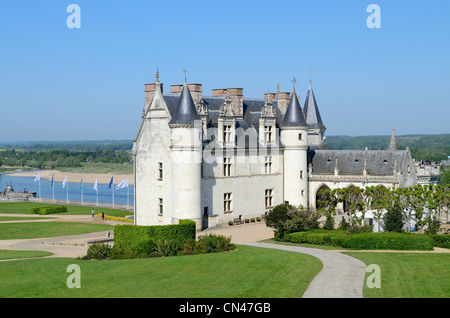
left=31, top=205, right=67, bottom=215
left=428, top=234, right=450, bottom=248
left=284, top=230, right=434, bottom=250
left=113, top=219, right=196, bottom=254
left=82, top=242, right=112, bottom=260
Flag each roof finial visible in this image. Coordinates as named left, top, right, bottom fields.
left=308, top=62, right=312, bottom=85
left=291, top=77, right=297, bottom=87
left=277, top=82, right=280, bottom=94
left=155, top=67, right=160, bottom=83
left=182, top=67, right=187, bottom=83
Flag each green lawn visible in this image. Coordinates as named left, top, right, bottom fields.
left=344, top=252, right=450, bottom=298
left=0, top=222, right=113, bottom=240
left=0, top=202, right=130, bottom=218
left=0, top=245, right=322, bottom=298
left=0, top=250, right=53, bottom=260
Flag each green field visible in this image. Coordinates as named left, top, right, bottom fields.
left=0, top=202, right=130, bottom=218
left=0, top=245, right=322, bottom=298
left=1, top=202, right=449, bottom=298
left=345, top=252, right=450, bottom=298
left=0, top=222, right=113, bottom=240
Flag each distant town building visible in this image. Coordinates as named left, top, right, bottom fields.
left=1, top=183, right=36, bottom=201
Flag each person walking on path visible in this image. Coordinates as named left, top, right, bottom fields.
left=91, top=209, right=95, bottom=218
left=101, top=212, right=104, bottom=220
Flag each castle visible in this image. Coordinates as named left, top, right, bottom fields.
left=132, top=70, right=417, bottom=229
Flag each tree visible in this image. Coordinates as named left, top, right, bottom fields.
left=383, top=201, right=404, bottom=233
left=265, top=204, right=322, bottom=239
left=364, top=185, right=391, bottom=233
left=265, top=204, right=294, bottom=239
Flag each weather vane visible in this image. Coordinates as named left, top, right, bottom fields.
left=291, top=77, right=297, bottom=86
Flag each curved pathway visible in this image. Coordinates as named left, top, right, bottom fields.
left=241, top=242, right=367, bottom=298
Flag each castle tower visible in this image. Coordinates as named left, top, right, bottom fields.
left=303, top=81, right=326, bottom=146
left=280, top=83, right=309, bottom=208
left=388, top=129, right=400, bottom=150
left=168, top=80, right=203, bottom=228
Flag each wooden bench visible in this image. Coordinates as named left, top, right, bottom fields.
left=233, top=218, right=244, bottom=225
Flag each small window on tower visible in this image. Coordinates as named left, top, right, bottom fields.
left=299, top=133, right=303, bottom=141
left=158, top=198, right=163, bottom=216
left=158, top=162, right=163, bottom=180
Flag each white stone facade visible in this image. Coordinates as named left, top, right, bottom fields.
left=133, top=74, right=417, bottom=229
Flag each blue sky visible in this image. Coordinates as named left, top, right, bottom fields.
left=0, top=0, right=449, bottom=142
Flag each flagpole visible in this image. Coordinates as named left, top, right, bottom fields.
left=113, top=182, right=115, bottom=207
left=94, top=177, right=98, bottom=206
left=52, top=173, right=54, bottom=201
left=127, top=184, right=129, bottom=210
left=81, top=168, right=83, bottom=206
left=38, top=170, right=41, bottom=202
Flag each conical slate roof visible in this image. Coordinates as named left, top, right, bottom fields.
left=168, top=81, right=200, bottom=125
left=304, top=83, right=326, bottom=132
left=388, top=129, right=400, bottom=150
left=282, top=87, right=307, bottom=127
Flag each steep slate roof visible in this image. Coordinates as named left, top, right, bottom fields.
left=168, top=83, right=200, bottom=125
left=303, top=84, right=326, bottom=132
left=281, top=87, right=307, bottom=127
left=307, top=149, right=406, bottom=175
left=388, top=129, right=400, bottom=150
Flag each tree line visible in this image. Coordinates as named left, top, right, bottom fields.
left=0, top=147, right=132, bottom=169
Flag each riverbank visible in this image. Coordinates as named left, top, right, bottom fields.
left=4, top=169, right=134, bottom=185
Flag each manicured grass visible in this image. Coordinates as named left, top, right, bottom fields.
left=0, top=245, right=322, bottom=298
left=0, top=202, right=130, bottom=217
left=344, top=252, right=450, bottom=298
left=0, top=249, right=53, bottom=260
left=0, top=222, right=113, bottom=240
left=0, top=216, right=54, bottom=221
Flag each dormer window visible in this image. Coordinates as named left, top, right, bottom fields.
left=265, top=125, right=273, bottom=142
left=224, top=125, right=232, bottom=143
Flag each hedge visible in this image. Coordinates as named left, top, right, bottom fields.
left=428, top=234, right=450, bottom=248
left=114, top=219, right=196, bottom=252
left=285, top=231, right=435, bottom=250
left=30, top=205, right=68, bottom=215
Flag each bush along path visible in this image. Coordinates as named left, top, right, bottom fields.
left=241, top=242, right=367, bottom=298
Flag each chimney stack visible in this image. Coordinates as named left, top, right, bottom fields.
left=277, top=92, right=290, bottom=114
left=264, top=92, right=276, bottom=101
left=170, top=84, right=183, bottom=95
left=188, top=83, right=202, bottom=105
left=144, top=82, right=164, bottom=105
left=228, top=88, right=244, bottom=117
left=212, top=88, right=228, bottom=97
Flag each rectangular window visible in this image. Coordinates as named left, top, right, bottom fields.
left=300, top=170, right=303, bottom=179
left=265, top=189, right=274, bottom=208
left=223, top=157, right=232, bottom=177
left=301, top=190, right=305, bottom=196
left=158, top=198, right=163, bottom=215
left=298, top=133, right=303, bottom=141
left=265, top=125, right=272, bottom=142
left=265, top=155, right=272, bottom=174
left=224, top=125, right=232, bottom=143
left=224, top=193, right=232, bottom=212
left=158, top=162, right=163, bottom=180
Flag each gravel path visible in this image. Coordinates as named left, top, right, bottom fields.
left=241, top=242, right=367, bottom=298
